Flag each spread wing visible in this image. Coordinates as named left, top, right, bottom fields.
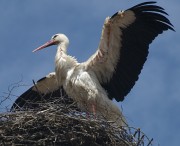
left=11, top=72, right=69, bottom=111
left=85, top=1, right=174, bottom=102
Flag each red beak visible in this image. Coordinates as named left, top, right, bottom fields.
left=32, top=40, right=56, bottom=52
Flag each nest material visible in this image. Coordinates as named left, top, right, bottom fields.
left=0, top=95, right=153, bottom=146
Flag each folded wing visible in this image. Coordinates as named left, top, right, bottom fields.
left=11, top=72, right=69, bottom=111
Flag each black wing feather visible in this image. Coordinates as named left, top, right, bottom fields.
left=102, top=2, right=174, bottom=101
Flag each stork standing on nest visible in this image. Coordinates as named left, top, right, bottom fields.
left=11, top=2, right=174, bottom=126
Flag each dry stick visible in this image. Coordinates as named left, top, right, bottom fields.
left=137, top=135, right=145, bottom=146
left=32, top=80, right=43, bottom=99
left=147, top=138, right=153, bottom=146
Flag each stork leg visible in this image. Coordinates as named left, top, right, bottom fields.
left=86, top=103, right=97, bottom=119
left=92, top=104, right=96, bottom=115
left=92, top=103, right=97, bottom=119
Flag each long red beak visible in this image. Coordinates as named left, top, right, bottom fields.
left=32, top=40, right=56, bottom=52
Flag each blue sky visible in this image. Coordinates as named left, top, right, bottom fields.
left=0, top=0, right=179, bottom=145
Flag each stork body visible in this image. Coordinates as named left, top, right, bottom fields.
left=49, top=34, right=126, bottom=125
left=11, top=2, right=174, bottom=126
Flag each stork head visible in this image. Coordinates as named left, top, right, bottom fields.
left=33, top=33, right=69, bottom=52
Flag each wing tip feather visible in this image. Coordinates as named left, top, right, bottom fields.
left=128, top=1, right=174, bottom=31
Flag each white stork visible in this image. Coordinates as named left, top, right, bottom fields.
left=11, top=2, right=174, bottom=126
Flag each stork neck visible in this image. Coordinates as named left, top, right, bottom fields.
left=57, top=42, right=68, bottom=54
left=55, top=42, right=77, bottom=86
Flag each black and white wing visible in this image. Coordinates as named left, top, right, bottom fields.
left=85, top=2, right=174, bottom=102
left=11, top=72, right=69, bottom=111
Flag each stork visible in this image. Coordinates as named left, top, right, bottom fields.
left=11, top=2, right=174, bottom=126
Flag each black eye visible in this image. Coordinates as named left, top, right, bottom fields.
left=52, top=34, right=58, bottom=39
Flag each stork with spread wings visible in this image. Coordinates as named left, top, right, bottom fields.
left=11, top=2, right=174, bottom=126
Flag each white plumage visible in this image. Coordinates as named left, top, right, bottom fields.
left=11, top=2, right=174, bottom=126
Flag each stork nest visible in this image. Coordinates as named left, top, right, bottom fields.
left=0, top=86, right=153, bottom=146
